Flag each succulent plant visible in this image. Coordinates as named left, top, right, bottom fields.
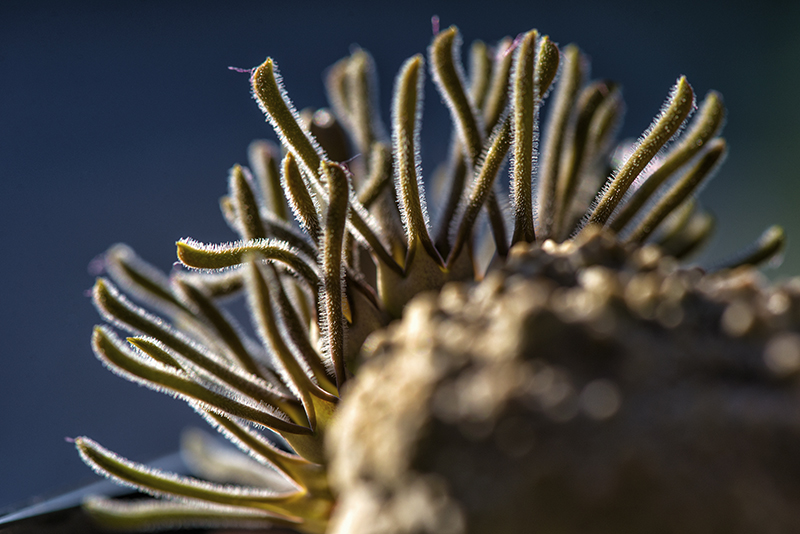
left=77, top=24, right=789, bottom=533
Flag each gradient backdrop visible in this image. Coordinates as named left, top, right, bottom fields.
left=2, top=0, right=799, bottom=510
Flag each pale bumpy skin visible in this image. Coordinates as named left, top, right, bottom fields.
left=327, top=229, right=800, bottom=534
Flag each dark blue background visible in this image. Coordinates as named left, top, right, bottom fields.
left=2, top=0, right=799, bottom=510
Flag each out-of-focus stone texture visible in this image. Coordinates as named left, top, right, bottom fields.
left=327, top=230, right=800, bottom=534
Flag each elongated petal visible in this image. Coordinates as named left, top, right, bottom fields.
left=392, top=54, right=441, bottom=265
left=537, top=44, right=585, bottom=239
left=198, top=410, right=329, bottom=494
left=320, top=162, right=350, bottom=387
left=535, top=35, right=560, bottom=101
left=261, top=213, right=319, bottom=259
left=467, top=40, right=492, bottom=109
left=325, top=56, right=352, bottom=130
left=104, top=243, right=190, bottom=316
left=428, top=27, right=494, bottom=259
left=325, top=49, right=386, bottom=168
left=482, top=37, right=514, bottom=131
left=92, top=327, right=311, bottom=434
left=282, top=152, right=323, bottom=244
left=127, top=336, right=181, bottom=368
left=448, top=118, right=512, bottom=265
left=252, top=58, right=324, bottom=182
left=269, top=272, right=337, bottom=395
left=610, top=91, right=725, bottom=232
left=173, top=279, right=265, bottom=378
left=243, top=259, right=330, bottom=432
left=486, top=191, right=510, bottom=258
left=510, top=30, right=538, bottom=245
left=345, top=49, right=386, bottom=160
left=585, top=76, right=695, bottom=227
left=248, top=139, right=289, bottom=221
left=583, top=86, right=625, bottom=162
left=345, top=190, right=404, bottom=274
left=181, top=427, right=298, bottom=491
left=509, top=32, right=558, bottom=244
left=711, top=225, right=786, bottom=271
left=552, top=81, right=618, bottom=238
left=174, top=270, right=244, bottom=298
left=76, top=437, right=331, bottom=524
left=230, top=164, right=268, bottom=241
left=357, top=142, right=393, bottom=208
left=306, top=108, right=351, bottom=164
left=625, top=138, right=726, bottom=243
left=93, top=279, right=301, bottom=419
left=177, top=238, right=320, bottom=289
left=433, top=150, right=469, bottom=255
left=430, top=26, right=485, bottom=164
left=658, top=206, right=715, bottom=260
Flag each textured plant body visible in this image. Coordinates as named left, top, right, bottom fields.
left=329, top=230, right=800, bottom=534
